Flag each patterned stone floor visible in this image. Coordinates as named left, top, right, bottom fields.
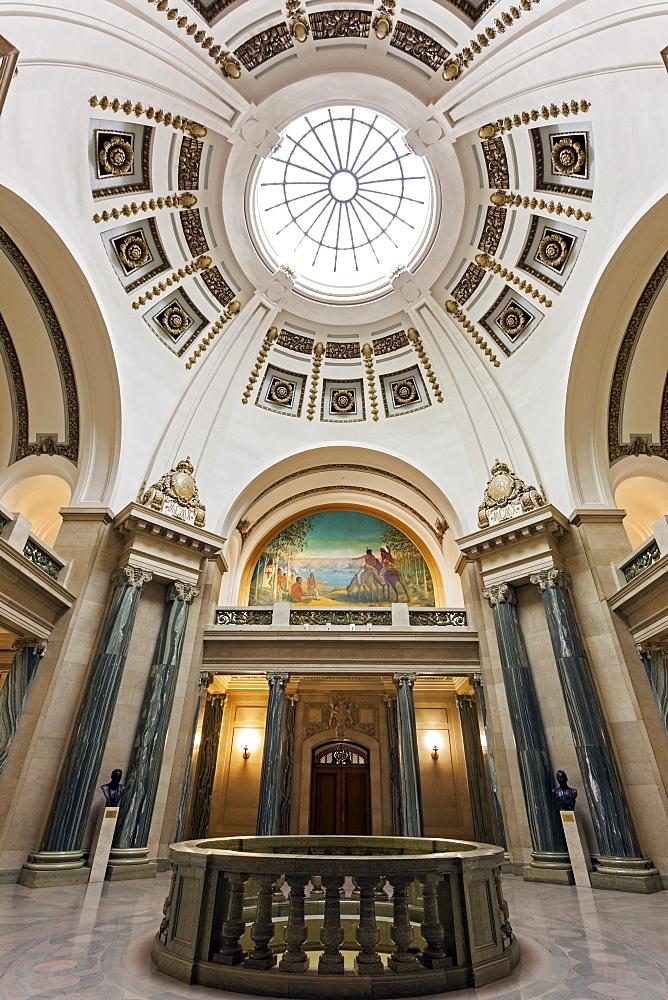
left=0, top=872, right=667, bottom=999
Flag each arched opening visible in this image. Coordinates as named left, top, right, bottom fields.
left=0, top=473, right=71, bottom=547
left=614, top=475, right=668, bottom=548
left=309, top=740, right=371, bottom=835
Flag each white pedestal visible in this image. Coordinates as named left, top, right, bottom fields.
left=87, top=806, right=119, bottom=882
left=560, top=810, right=593, bottom=887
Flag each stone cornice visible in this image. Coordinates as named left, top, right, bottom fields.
left=60, top=506, right=115, bottom=524
left=569, top=508, right=627, bottom=527
left=114, top=502, right=227, bottom=583
left=0, top=539, right=75, bottom=637
left=607, top=552, right=668, bottom=643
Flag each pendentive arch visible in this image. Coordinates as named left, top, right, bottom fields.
left=0, top=184, right=122, bottom=513
left=565, top=185, right=668, bottom=513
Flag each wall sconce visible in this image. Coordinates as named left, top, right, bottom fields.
left=431, top=746, right=439, bottom=760
left=480, top=732, right=488, bottom=750
left=242, top=745, right=250, bottom=760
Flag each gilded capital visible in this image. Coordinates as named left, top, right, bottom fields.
left=112, top=565, right=153, bottom=588
left=472, top=672, right=483, bottom=687
left=393, top=672, right=416, bottom=687
left=267, top=671, right=289, bottom=687
left=637, top=641, right=668, bottom=656
left=12, top=638, right=47, bottom=653
left=482, top=583, right=516, bottom=606
left=530, top=568, right=571, bottom=592
left=168, top=581, right=200, bottom=604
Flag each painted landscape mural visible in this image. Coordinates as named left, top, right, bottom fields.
left=248, top=510, right=435, bottom=607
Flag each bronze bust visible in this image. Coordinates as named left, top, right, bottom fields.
left=101, top=768, right=125, bottom=806
left=553, top=769, right=577, bottom=811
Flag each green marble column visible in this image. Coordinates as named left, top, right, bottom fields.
left=174, top=670, right=210, bottom=842
left=384, top=694, right=403, bottom=836
left=637, top=642, right=668, bottom=735
left=394, top=673, right=424, bottom=837
left=278, top=694, right=297, bottom=835
left=457, top=694, right=496, bottom=844
left=189, top=690, right=226, bottom=839
left=472, top=673, right=507, bottom=849
left=21, top=565, right=152, bottom=885
left=256, top=672, right=289, bottom=836
left=0, top=638, right=47, bottom=772
left=532, top=569, right=661, bottom=892
left=108, top=581, right=200, bottom=878
left=482, top=583, right=571, bottom=883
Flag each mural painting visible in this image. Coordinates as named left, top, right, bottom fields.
left=248, top=510, right=435, bottom=607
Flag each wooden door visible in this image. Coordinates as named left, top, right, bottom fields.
left=310, top=765, right=371, bottom=835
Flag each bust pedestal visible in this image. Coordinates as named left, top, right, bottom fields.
left=559, top=811, right=592, bottom=888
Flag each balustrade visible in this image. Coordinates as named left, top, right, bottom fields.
left=153, top=834, right=518, bottom=998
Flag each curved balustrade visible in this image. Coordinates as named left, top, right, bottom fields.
left=152, top=835, right=519, bottom=998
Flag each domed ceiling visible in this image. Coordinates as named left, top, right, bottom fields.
left=1, top=0, right=667, bottom=531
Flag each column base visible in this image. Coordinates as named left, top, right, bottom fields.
left=590, top=856, right=664, bottom=893
left=19, top=851, right=90, bottom=887
left=523, top=851, right=574, bottom=885
left=105, top=847, right=158, bottom=881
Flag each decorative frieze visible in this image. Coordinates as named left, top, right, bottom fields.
left=372, top=330, right=408, bottom=356
left=325, top=341, right=360, bottom=359
left=480, top=136, right=509, bottom=190
left=235, top=24, right=293, bottom=71
left=390, top=21, right=449, bottom=71
left=621, top=540, right=662, bottom=582
left=180, top=208, right=209, bottom=257
left=200, top=265, right=235, bottom=306
left=310, top=10, right=371, bottom=39
left=409, top=610, right=467, bottom=626
left=178, top=136, right=204, bottom=191
left=278, top=330, right=314, bottom=355
left=216, top=608, right=273, bottom=625
left=449, top=262, right=486, bottom=305
left=478, top=205, right=507, bottom=256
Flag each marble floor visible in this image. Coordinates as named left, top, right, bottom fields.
left=0, top=873, right=667, bottom=1000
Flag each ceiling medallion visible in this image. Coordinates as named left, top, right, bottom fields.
left=99, top=136, right=135, bottom=176
left=496, top=303, right=529, bottom=341
left=331, top=388, right=356, bottom=413
left=550, top=136, right=586, bottom=177
left=117, top=233, right=152, bottom=272
left=157, top=303, right=192, bottom=340
left=251, top=105, right=434, bottom=303
left=536, top=232, right=570, bottom=270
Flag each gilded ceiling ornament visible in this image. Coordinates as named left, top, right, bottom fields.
left=390, top=21, right=448, bottom=71
left=117, top=233, right=152, bottom=272
left=391, top=377, right=419, bottom=407
left=445, top=300, right=500, bottom=366
left=536, top=231, right=571, bottom=271
left=372, top=330, right=408, bottom=355
left=331, top=388, right=356, bottom=414
left=200, top=265, right=235, bottom=306
left=496, top=303, right=528, bottom=340
left=325, top=342, right=360, bottom=359
left=180, top=207, right=209, bottom=257
left=156, top=302, right=192, bottom=340
left=138, top=456, right=206, bottom=526
left=242, top=327, right=278, bottom=402
left=550, top=135, right=586, bottom=176
left=93, top=192, right=196, bottom=224
left=99, top=136, right=135, bottom=176
left=372, top=0, right=395, bottom=40
left=362, top=343, right=379, bottom=421
left=267, top=378, right=296, bottom=407
left=310, top=9, right=371, bottom=39
left=478, top=205, right=507, bottom=256
left=477, top=459, right=545, bottom=528
left=235, top=24, right=293, bottom=71
left=450, top=261, right=487, bottom=305
left=185, top=299, right=240, bottom=369
left=407, top=328, right=443, bottom=402
left=480, top=136, right=510, bottom=190
left=477, top=99, right=591, bottom=139
left=131, top=254, right=211, bottom=309
left=277, top=330, right=314, bottom=355
left=306, top=342, right=324, bottom=421
left=475, top=253, right=552, bottom=306
left=89, top=95, right=206, bottom=138
left=490, top=189, right=592, bottom=221
left=285, top=0, right=309, bottom=41
left=442, top=0, right=541, bottom=81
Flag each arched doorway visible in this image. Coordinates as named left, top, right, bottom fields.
left=309, top=740, right=371, bottom=835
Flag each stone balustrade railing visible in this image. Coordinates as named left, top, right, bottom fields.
left=152, top=835, right=518, bottom=998
left=620, top=537, right=661, bottom=582
left=214, top=605, right=469, bottom=628
left=0, top=504, right=66, bottom=581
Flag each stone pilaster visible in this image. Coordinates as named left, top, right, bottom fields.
left=394, top=673, right=424, bottom=837
left=482, top=583, right=572, bottom=884
left=532, top=568, right=662, bottom=892
left=0, top=639, right=47, bottom=772
left=472, top=673, right=506, bottom=849
left=20, top=564, right=152, bottom=886
left=108, top=581, right=200, bottom=879
left=256, top=672, right=289, bottom=836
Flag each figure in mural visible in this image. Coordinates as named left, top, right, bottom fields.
left=248, top=510, right=435, bottom=608
left=328, top=695, right=354, bottom=734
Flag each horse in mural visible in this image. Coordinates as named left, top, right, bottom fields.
left=347, top=567, right=383, bottom=602
left=380, top=565, right=410, bottom=602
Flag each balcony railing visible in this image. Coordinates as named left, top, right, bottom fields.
left=153, top=835, right=517, bottom=997
left=22, top=537, right=64, bottom=581
left=214, top=606, right=468, bottom=628
left=621, top=538, right=661, bottom=583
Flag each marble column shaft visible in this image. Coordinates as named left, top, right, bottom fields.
left=0, top=639, right=47, bottom=772
left=532, top=569, right=640, bottom=858
left=482, top=583, right=567, bottom=856
left=278, top=694, right=297, bottom=835
left=256, top=672, right=289, bottom=836
left=174, top=670, right=210, bottom=842
left=189, top=691, right=226, bottom=839
left=41, top=565, right=152, bottom=853
left=638, top=643, right=668, bottom=735
left=394, top=673, right=424, bottom=838
left=472, top=673, right=507, bottom=849
left=384, top=695, right=403, bottom=836
left=113, top=581, right=200, bottom=851
left=457, top=694, right=495, bottom=845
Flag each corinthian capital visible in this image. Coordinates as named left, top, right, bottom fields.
left=393, top=672, right=416, bottom=687
left=530, top=568, right=571, bottom=592
left=168, top=581, right=201, bottom=604
left=12, top=638, right=47, bottom=653
left=482, top=583, right=515, bottom=607
left=111, top=565, right=153, bottom=589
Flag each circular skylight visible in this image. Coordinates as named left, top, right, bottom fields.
left=251, top=106, right=435, bottom=303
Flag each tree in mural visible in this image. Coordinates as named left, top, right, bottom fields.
left=262, top=517, right=314, bottom=601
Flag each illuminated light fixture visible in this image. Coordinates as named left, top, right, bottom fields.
left=431, top=746, right=439, bottom=760
left=480, top=733, right=488, bottom=750
left=242, top=745, right=250, bottom=760
left=193, top=731, right=202, bottom=749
